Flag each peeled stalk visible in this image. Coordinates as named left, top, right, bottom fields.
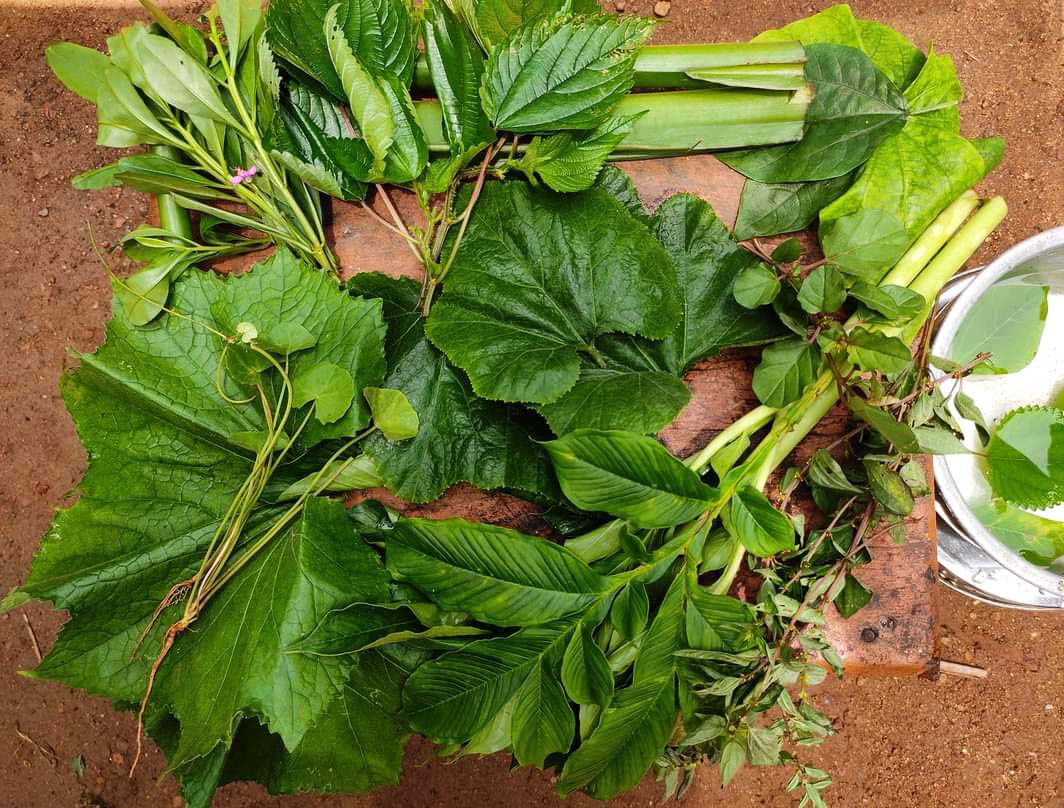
left=413, top=40, right=806, bottom=91
left=415, top=85, right=810, bottom=157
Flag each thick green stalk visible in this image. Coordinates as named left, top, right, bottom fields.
left=878, top=190, right=980, bottom=289
left=412, top=40, right=806, bottom=90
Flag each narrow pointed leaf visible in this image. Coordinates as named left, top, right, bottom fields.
left=561, top=624, right=614, bottom=706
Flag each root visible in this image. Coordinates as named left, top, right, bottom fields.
left=130, top=578, right=194, bottom=661
left=130, top=616, right=191, bottom=778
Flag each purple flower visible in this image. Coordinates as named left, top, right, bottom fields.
left=228, top=165, right=259, bottom=185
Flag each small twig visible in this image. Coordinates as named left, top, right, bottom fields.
left=360, top=200, right=423, bottom=263
left=21, top=612, right=42, bottom=663
left=14, top=723, right=58, bottom=766
left=939, top=659, right=988, bottom=679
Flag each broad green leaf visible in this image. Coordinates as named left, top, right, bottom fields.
left=719, top=44, right=907, bottom=183
left=278, top=454, right=383, bottom=500
left=387, top=518, right=610, bottom=626
left=863, top=460, right=915, bottom=515
left=846, top=327, right=911, bottom=375
left=820, top=115, right=986, bottom=247
left=752, top=338, right=821, bottom=408
left=771, top=238, right=802, bottom=264
left=482, top=15, right=653, bottom=132
left=834, top=573, right=873, bottom=618
left=632, top=573, right=685, bottom=683
left=555, top=678, right=676, bottom=799
left=292, top=363, right=356, bottom=424
left=849, top=282, right=925, bottom=320
left=364, top=386, right=419, bottom=440
left=137, top=34, right=240, bottom=126
left=733, top=263, right=781, bottom=309
left=985, top=407, right=1064, bottom=509
left=729, top=485, right=796, bottom=556
left=266, top=0, right=416, bottom=99
left=913, top=426, right=970, bottom=455
left=544, top=429, right=716, bottom=529
left=808, top=449, right=862, bottom=494
left=45, top=42, right=110, bottom=103
left=972, top=136, right=1006, bottom=175
left=848, top=397, right=919, bottom=452
left=116, top=252, right=194, bottom=326
left=512, top=660, right=575, bottom=767
left=426, top=182, right=679, bottom=405
left=798, top=264, right=846, bottom=314
left=821, top=209, right=908, bottom=282
left=96, top=66, right=176, bottom=147
left=472, top=0, right=597, bottom=48
left=562, top=623, right=614, bottom=706
left=218, top=0, right=262, bottom=66
left=973, top=498, right=1064, bottom=568
left=720, top=738, right=747, bottom=785
left=610, top=582, right=649, bottom=641
left=903, top=48, right=962, bottom=114
left=325, top=7, right=395, bottom=177
left=71, top=162, right=123, bottom=190
left=747, top=725, right=783, bottom=766
left=422, top=0, right=494, bottom=154
left=350, top=274, right=556, bottom=503
left=685, top=586, right=758, bottom=650
left=593, top=164, right=650, bottom=224
left=403, top=623, right=572, bottom=741
left=733, top=175, right=853, bottom=241
left=266, top=81, right=372, bottom=201
left=519, top=114, right=641, bottom=193
left=947, top=284, right=1048, bottom=375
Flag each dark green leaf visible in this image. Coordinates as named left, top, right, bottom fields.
left=562, top=623, right=614, bottom=706
left=472, top=0, right=596, bottom=49
left=422, top=0, right=493, bottom=155
left=733, top=264, right=781, bottom=309
left=752, top=338, right=821, bottom=408
left=633, top=575, right=685, bottom=683
left=985, top=406, right=1064, bottom=509
left=730, top=485, right=796, bottom=556
left=611, top=582, right=649, bottom=640
left=947, top=284, right=1049, bottom=375
left=848, top=397, right=919, bottom=452
left=426, top=182, right=679, bottom=405
left=821, top=209, right=908, bottom=282
left=849, top=282, right=925, bottom=320
left=733, top=175, right=853, bottom=241
left=718, top=44, right=907, bottom=183
left=834, top=573, right=873, bottom=618
left=46, top=42, right=111, bottom=103
left=511, top=660, right=575, bottom=767
left=863, top=460, right=915, bottom=515
left=387, top=517, right=610, bottom=626
left=543, top=429, right=716, bottom=529
left=519, top=114, right=641, bottom=193
left=846, top=327, right=912, bottom=375
left=808, top=449, right=862, bottom=494
left=482, top=15, right=653, bottom=132
left=798, top=264, right=846, bottom=314
left=771, top=238, right=802, bottom=264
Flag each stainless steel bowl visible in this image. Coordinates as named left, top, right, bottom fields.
left=932, top=226, right=1064, bottom=609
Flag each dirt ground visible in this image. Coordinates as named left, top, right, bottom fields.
left=2, top=1, right=1063, bottom=807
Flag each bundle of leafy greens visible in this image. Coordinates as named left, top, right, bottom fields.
left=10, top=1, right=1015, bottom=806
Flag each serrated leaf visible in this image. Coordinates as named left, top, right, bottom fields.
left=137, top=34, right=240, bottom=126
left=733, top=175, right=853, bottom=241
left=947, top=283, right=1048, bottom=375
left=426, top=182, right=679, bottom=405
left=719, top=44, right=907, bottom=183
left=985, top=407, right=1064, bottom=509
left=798, top=264, right=846, bottom=314
left=472, top=0, right=598, bottom=48
left=350, top=274, right=556, bottom=503
left=482, top=14, right=653, bottom=132
left=730, top=485, right=796, bottom=557
left=821, top=209, right=909, bottom=282
left=387, top=518, right=610, bottom=626
left=512, top=660, right=575, bottom=767
left=847, top=327, right=912, bottom=375
left=544, top=429, right=716, bottom=529
left=520, top=114, right=641, bottom=193
left=752, top=338, right=821, bottom=408
left=403, top=623, right=573, bottom=741
left=422, top=0, right=494, bottom=155
left=562, top=623, right=614, bottom=706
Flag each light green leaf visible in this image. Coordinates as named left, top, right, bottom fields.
left=752, top=338, right=821, bottom=408
left=482, top=14, right=653, bottom=132
left=972, top=497, right=1064, bottom=568
left=903, top=48, right=962, bottom=114
left=610, top=582, right=649, bottom=641
left=633, top=574, right=685, bottom=683
left=985, top=406, right=1064, bottom=509
left=387, top=518, right=610, bottom=626
left=729, top=485, right=796, bottom=556
left=544, top=429, right=716, bottom=529
left=947, top=284, right=1049, bottom=375
left=519, top=114, right=641, bottom=193
left=512, top=660, right=575, bottom=767
left=71, top=162, right=123, bottom=190
left=96, top=66, right=176, bottom=147
left=138, top=34, right=240, bottom=126
left=848, top=397, right=919, bottom=452
left=116, top=252, right=193, bottom=326
left=849, top=282, right=925, bottom=320
left=834, top=573, right=873, bottom=618
left=821, top=209, right=909, bottom=282
left=846, top=327, right=912, bottom=375
left=292, top=362, right=356, bottom=425
left=277, top=454, right=384, bottom=501
left=747, top=725, right=782, bottom=766
left=733, top=263, right=781, bottom=309
left=733, top=175, right=853, bottom=241
left=426, top=182, right=679, bottom=405
left=218, top=0, right=262, bottom=66
left=913, top=426, right=970, bottom=455
left=562, top=624, right=614, bottom=706
left=45, top=42, right=110, bottom=103
left=808, top=449, right=862, bottom=494
left=364, top=386, right=419, bottom=441
left=798, top=264, right=846, bottom=314
left=720, top=737, right=747, bottom=785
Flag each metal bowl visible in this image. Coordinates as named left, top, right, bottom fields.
left=932, top=226, right=1064, bottom=609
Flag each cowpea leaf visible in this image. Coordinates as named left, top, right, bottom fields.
left=821, top=209, right=908, bottom=281
left=730, top=486, right=796, bottom=556
left=512, top=660, right=575, bottom=767
left=426, top=182, right=679, bottom=405
left=403, top=623, right=573, bottom=741
left=719, top=44, right=908, bottom=183
left=138, top=34, right=240, bottom=126
left=544, top=430, right=716, bottom=529
left=422, top=0, right=494, bottom=154
left=985, top=407, right=1064, bottom=509
left=350, top=273, right=557, bottom=503
left=387, top=518, right=611, bottom=626
left=752, top=338, right=821, bottom=408
left=846, top=327, right=912, bottom=375
left=482, top=14, right=654, bottom=133
left=733, top=175, right=853, bottom=241
left=798, top=264, right=846, bottom=314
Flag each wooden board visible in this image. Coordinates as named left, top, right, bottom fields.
left=227, top=154, right=940, bottom=676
